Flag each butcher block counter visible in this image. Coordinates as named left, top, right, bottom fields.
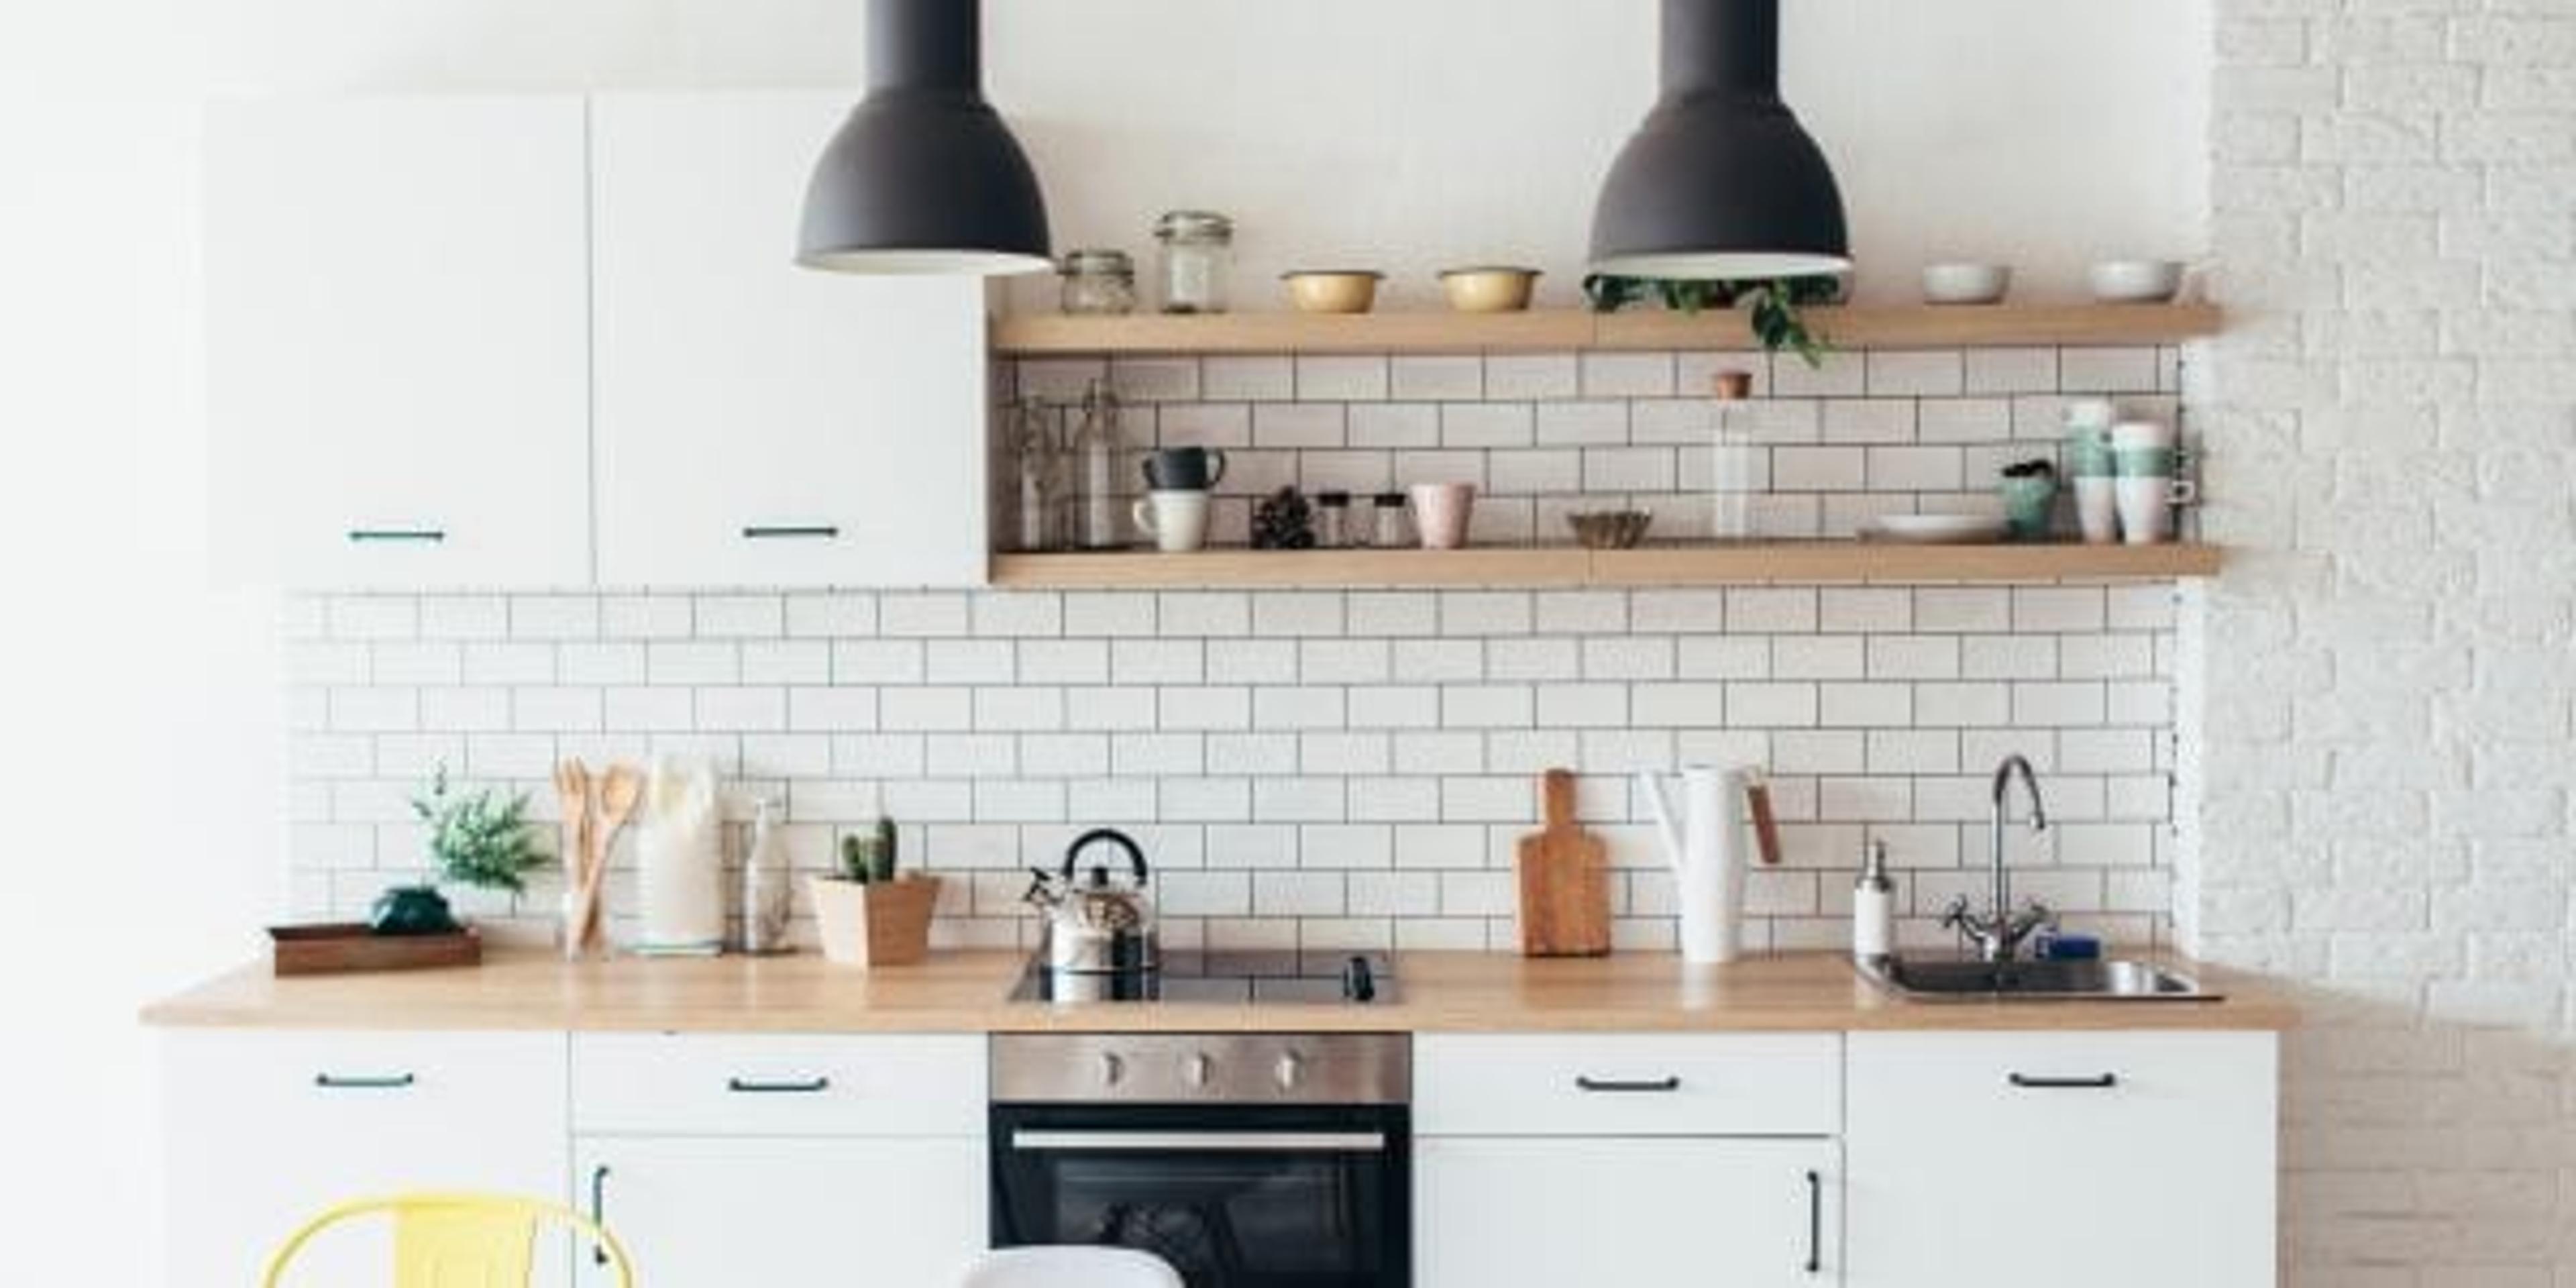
left=144, top=948, right=2294, bottom=1032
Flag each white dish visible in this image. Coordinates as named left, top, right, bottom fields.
left=2088, top=259, right=2186, bottom=304
left=1864, top=515, right=2010, bottom=545
left=1921, top=262, right=2012, bottom=306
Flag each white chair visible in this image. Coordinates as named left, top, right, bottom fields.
left=962, top=1246, right=1186, bottom=1288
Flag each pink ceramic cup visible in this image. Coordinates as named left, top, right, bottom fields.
left=1410, top=483, right=1477, bottom=550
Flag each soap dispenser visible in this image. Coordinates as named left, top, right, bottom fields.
left=741, top=798, right=794, bottom=956
left=1853, top=840, right=1894, bottom=963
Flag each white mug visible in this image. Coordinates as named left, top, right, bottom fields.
left=2115, top=476, right=2198, bottom=545
left=1132, top=490, right=1211, bottom=553
left=2075, top=477, right=2121, bottom=545
left=2111, top=419, right=2177, bottom=452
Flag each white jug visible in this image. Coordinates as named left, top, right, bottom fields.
left=1639, top=765, right=1752, bottom=964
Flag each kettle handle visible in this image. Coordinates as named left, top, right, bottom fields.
left=1063, top=828, right=1150, bottom=885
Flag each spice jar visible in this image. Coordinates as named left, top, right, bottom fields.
left=1154, top=211, right=1234, bottom=315
left=1059, top=250, right=1138, bottom=317
left=1370, top=492, right=1412, bottom=549
left=1315, top=491, right=1352, bottom=549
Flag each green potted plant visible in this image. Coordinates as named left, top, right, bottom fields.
left=1582, top=273, right=1843, bottom=368
left=809, top=813, right=941, bottom=969
left=375, top=766, right=546, bottom=936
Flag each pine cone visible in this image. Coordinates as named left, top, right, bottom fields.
left=1251, top=486, right=1318, bottom=551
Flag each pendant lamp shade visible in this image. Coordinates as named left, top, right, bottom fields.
left=1589, top=0, right=1849, bottom=281
left=797, top=0, right=1052, bottom=276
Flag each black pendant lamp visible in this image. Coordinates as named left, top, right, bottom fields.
left=1590, top=0, right=1850, bottom=280
left=797, top=0, right=1052, bottom=275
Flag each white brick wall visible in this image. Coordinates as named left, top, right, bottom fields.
left=285, top=580, right=2184, bottom=958
left=2203, top=5, right=2576, bottom=1282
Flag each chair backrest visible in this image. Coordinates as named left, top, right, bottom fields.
left=962, top=1246, right=1187, bottom=1288
left=261, top=1192, right=636, bottom=1288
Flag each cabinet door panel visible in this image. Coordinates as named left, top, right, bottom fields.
left=207, top=97, right=592, bottom=588
left=590, top=92, right=988, bottom=588
left=163, top=1030, right=570, bottom=1287
left=574, top=1136, right=986, bottom=1288
left=1417, top=1137, right=1837, bottom=1287
left=1846, top=1031, right=2276, bottom=1288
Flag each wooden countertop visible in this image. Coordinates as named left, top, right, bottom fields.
left=143, top=950, right=2294, bottom=1033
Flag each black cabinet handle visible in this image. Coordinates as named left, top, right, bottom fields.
left=589, top=1165, right=611, bottom=1267
left=1574, top=1075, right=1682, bottom=1093
left=1804, top=1169, right=1823, bottom=1275
left=345, top=529, right=445, bottom=544
left=2008, top=1072, right=2120, bottom=1090
left=727, top=1076, right=832, bottom=1095
left=312, top=1073, right=415, bottom=1091
left=740, top=525, right=841, bottom=541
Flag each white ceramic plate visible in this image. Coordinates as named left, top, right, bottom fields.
left=1865, top=515, right=2010, bottom=545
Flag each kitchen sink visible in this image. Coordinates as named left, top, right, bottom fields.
left=1858, top=955, right=2220, bottom=1002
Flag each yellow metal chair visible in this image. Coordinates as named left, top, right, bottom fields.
left=261, top=1192, right=636, bottom=1288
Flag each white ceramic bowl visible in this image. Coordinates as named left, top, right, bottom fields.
left=1921, top=262, right=2012, bottom=306
left=2088, top=259, right=2186, bottom=304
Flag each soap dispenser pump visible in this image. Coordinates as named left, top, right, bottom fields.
left=1853, top=840, right=1894, bottom=964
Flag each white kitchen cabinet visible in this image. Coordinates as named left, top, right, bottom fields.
left=1415, top=1032, right=1842, bottom=1137
left=589, top=93, right=989, bottom=588
left=206, top=97, right=593, bottom=588
left=1418, top=1137, right=1839, bottom=1287
left=1845, top=1031, right=2277, bottom=1288
left=162, top=1030, right=571, bottom=1287
left=572, top=1136, right=985, bottom=1288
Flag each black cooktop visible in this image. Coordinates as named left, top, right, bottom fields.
left=1010, top=950, right=1395, bottom=1005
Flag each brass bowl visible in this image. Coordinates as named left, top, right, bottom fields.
left=1438, top=266, right=1542, bottom=313
left=1283, top=270, right=1385, bottom=315
left=1566, top=510, right=1654, bottom=550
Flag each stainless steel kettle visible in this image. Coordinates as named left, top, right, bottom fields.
left=1025, top=828, right=1158, bottom=979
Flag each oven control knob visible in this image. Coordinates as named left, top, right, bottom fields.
left=1183, top=1053, right=1213, bottom=1088
left=1275, top=1051, right=1305, bottom=1091
left=1097, top=1052, right=1124, bottom=1087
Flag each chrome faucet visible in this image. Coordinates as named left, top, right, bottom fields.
left=1942, top=754, right=2054, bottom=963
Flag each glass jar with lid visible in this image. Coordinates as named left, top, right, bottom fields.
left=1153, top=211, right=1235, bottom=315
left=1058, top=250, right=1138, bottom=317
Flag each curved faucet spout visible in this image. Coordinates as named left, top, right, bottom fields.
left=1963, top=755, right=2053, bottom=963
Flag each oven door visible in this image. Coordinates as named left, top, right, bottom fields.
left=990, top=1104, right=1411, bottom=1288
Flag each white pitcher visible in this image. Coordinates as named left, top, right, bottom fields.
left=1639, top=765, right=1752, bottom=964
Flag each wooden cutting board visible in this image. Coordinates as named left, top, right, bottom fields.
left=1516, top=769, right=1612, bottom=957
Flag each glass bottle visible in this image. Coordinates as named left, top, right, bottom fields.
left=1012, top=398, right=1059, bottom=553
left=1371, top=492, right=1413, bottom=549
left=1069, top=380, right=1126, bottom=550
left=741, top=799, right=793, bottom=956
left=1709, top=369, right=1761, bottom=542
left=1058, top=250, right=1138, bottom=317
left=1153, top=211, right=1234, bottom=315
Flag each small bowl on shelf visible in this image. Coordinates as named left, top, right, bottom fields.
left=1921, top=262, right=2012, bottom=306
left=1283, top=270, right=1385, bottom=315
left=2088, top=259, right=2186, bottom=304
left=1566, top=510, right=1655, bottom=550
left=1438, top=266, right=1542, bottom=313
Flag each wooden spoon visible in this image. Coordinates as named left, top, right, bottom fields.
left=553, top=761, right=594, bottom=957
left=583, top=763, right=645, bottom=951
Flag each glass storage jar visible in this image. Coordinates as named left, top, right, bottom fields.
left=1154, top=211, right=1234, bottom=315
left=1059, top=250, right=1138, bottom=317
left=1370, top=492, right=1412, bottom=549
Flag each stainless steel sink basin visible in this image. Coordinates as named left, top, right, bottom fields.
left=1859, top=955, right=2220, bottom=1002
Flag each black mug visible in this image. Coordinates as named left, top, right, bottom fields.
left=1144, top=447, right=1228, bottom=492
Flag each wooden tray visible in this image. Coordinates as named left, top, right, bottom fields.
left=270, top=923, right=483, bottom=977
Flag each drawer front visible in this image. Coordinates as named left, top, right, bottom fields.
left=168, top=1028, right=568, bottom=1133
left=1849, top=1030, right=2277, bottom=1123
left=1416, top=1034, right=1842, bottom=1136
left=572, top=1033, right=984, bottom=1136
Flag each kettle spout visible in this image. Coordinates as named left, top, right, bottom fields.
left=1636, top=771, right=1688, bottom=879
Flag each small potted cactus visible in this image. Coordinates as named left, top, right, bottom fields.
left=807, top=809, right=941, bottom=968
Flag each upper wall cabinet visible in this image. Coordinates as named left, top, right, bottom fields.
left=589, top=93, right=988, bottom=589
left=207, top=97, right=594, bottom=589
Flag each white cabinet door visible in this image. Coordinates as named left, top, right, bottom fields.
left=1417, top=1137, right=1838, bottom=1287
left=590, top=93, right=989, bottom=588
left=206, top=97, right=592, bottom=588
left=163, top=1030, right=571, bottom=1288
left=574, top=1136, right=986, bottom=1288
left=1846, top=1031, right=2277, bottom=1288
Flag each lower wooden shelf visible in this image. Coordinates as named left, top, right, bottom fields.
left=989, top=543, right=2224, bottom=589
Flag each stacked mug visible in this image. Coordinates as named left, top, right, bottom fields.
left=1134, top=448, right=1225, bottom=552
left=2065, top=401, right=2194, bottom=545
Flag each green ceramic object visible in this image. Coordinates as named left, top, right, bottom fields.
left=368, top=885, right=461, bottom=936
left=2000, top=476, right=2061, bottom=541
left=2064, top=429, right=2116, bottom=478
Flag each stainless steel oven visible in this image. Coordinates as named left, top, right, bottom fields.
left=989, top=1034, right=1411, bottom=1288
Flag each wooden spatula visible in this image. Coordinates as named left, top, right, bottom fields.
left=1515, top=769, right=1613, bottom=957
left=581, top=763, right=644, bottom=952
left=553, top=760, right=595, bottom=958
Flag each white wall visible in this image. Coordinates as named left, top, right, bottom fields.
left=0, top=1, right=2210, bottom=1283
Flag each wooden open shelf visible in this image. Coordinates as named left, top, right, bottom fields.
left=992, top=304, right=2223, bottom=357
left=991, top=542, right=2224, bottom=589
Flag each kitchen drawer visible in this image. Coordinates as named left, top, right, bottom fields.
left=1415, top=1033, right=1841, bottom=1137
left=168, top=1028, right=568, bottom=1131
left=572, top=1034, right=983, bottom=1137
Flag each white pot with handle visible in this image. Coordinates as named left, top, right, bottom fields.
left=1638, top=764, right=1752, bottom=964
